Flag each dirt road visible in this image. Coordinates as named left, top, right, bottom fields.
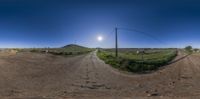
left=0, top=51, right=199, bottom=98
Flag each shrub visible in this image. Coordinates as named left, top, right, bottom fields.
left=30, top=49, right=39, bottom=52
left=185, top=46, right=193, bottom=53
left=97, top=49, right=177, bottom=73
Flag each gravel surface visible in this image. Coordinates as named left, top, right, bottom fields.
left=0, top=51, right=199, bottom=99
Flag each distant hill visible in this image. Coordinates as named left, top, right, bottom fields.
left=60, top=44, right=92, bottom=53
left=62, top=44, right=88, bottom=49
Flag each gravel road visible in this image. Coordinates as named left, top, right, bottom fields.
left=0, top=51, right=199, bottom=99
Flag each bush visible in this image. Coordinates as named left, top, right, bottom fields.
left=185, top=46, right=193, bottom=53
left=97, top=49, right=177, bottom=73
left=30, top=49, right=39, bottom=52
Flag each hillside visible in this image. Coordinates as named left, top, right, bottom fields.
left=61, top=44, right=92, bottom=52
left=46, top=44, right=93, bottom=55
left=62, top=44, right=87, bottom=48
left=28, top=44, right=93, bottom=56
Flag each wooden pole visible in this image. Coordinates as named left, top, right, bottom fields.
left=115, top=27, right=118, bottom=57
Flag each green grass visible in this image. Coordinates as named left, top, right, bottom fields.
left=97, top=49, right=177, bottom=73
left=47, top=47, right=93, bottom=56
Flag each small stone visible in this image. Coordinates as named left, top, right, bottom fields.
left=147, top=93, right=151, bottom=97
left=105, top=86, right=111, bottom=89
left=147, top=93, right=159, bottom=97
left=151, top=93, right=159, bottom=96
left=63, top=91, right=67, bottom=93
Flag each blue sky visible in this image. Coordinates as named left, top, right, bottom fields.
left=0, top=0, right=199, bottom=48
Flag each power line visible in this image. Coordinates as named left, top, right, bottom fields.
left=118, top=27, right=168, bottom=45
left=112, top=27, right=169, bottom=57
left=104, top=28, right=115, bottom=41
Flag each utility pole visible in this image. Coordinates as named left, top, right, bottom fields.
left=141, top=49, right=144, bottom=66
left=115, top=27, right=118, bottom=57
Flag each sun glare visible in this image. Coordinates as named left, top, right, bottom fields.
left=97, top=36, right=103, bottom=41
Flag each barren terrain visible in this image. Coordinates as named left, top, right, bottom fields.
left=0, top=50, right=199, bottom=99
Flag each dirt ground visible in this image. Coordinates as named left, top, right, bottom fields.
left=0, top=50, right=199, bottom=99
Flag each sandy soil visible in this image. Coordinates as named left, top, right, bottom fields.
left=0, top=50, right=199, bottom=99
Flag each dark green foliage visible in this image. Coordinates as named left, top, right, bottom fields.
left=30, top=49, right=40, bottom=52
left=185, top=46, right=193, bottom=53
left=97, top=49, right=177, bottom=73
left=194, top=48, right=199, bottom=52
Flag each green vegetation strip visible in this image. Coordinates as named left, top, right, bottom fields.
left=24, top=45, right=94, bottom=56
left=97, top=49, right=177, bottom=73
left=29, top=48, right=93, bottom=56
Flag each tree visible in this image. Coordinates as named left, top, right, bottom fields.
left=185, top=46, right=193, bottom=53
left=194, top=48, right=199, bottom=52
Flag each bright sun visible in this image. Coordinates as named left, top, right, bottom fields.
left=97, top=36, right=103, bottom=41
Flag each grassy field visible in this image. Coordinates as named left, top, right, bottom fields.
left=97, top=48, right=177, bottom=73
